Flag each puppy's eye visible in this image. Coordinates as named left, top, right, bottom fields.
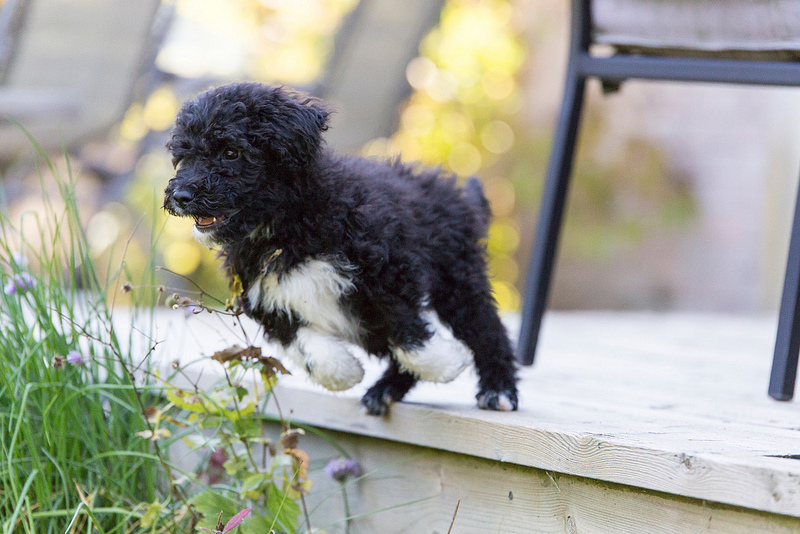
left=223, top=149, right=240, bottom=161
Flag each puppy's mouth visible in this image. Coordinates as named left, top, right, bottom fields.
left=194, top=215, right=225, bottom=231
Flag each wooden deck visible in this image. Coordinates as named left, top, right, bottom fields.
left=153, top=310, right=800, bottom=532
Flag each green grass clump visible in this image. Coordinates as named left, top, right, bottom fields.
left=0, top=149, right=165, bottom=532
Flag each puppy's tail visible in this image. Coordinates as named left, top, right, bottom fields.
left=464, top=176, right=491, bottom=235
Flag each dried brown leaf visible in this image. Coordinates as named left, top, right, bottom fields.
left=280, top=428, right=305, bottom=449
left=258, top=355, right=291, bottom=376
left=210, top=345, right=247, bottom=363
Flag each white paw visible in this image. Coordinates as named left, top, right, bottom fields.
left=284, top=328, right=364, bottom=391
left=476, top=388, right=518, bottom=411
left=394, top=311, right=472, bottom=383
left=477, top=393, right=515, bottom=411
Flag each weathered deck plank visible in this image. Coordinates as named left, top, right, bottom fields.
left=282, top=427, right=800, bottom=533
left=149, top=310, right=800, bottom=527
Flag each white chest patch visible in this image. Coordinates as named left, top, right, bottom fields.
left=247, top=259, right=360, bottom=342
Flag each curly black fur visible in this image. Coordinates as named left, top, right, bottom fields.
left=164, top=82, right=518, bottom=414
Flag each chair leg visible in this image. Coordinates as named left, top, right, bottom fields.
left=769, top=178, right=800, bottom=401
left=518, top=72, right=587, bottom=366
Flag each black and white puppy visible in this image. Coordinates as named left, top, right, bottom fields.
left=163, top=82, right=518, bottom=415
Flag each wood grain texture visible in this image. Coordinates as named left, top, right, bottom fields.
left=140, top=310, right=800, bottom=519
left=277, top=426, right=800, bottom=534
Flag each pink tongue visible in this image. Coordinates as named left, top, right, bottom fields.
left=196, top=217, right=215, bottom=227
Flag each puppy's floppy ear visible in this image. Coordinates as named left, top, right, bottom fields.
left=255, top=86, right=331, bottom=168
left=285, top=97, right=330, bottom=167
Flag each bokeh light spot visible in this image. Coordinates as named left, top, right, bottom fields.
left=487, top=220, right=520, bottom=255
left=481, top=120, right=515, bottom=154
left=482, top=68, right=515, bottom=100
left=164, top=241, right=201, bottom=275
left=406, top=56, right=438, bottom=90
left=143, top=88, right=180, bottom=132
left=119, top=104, right=148, bottom=142
left=489, top=254, right=519, bottom=284
left=427, top=70, right=460, bottom=102
left=401, top=104, right=436, bottom=137
left=164, top=216, right=196, bottom=238
left=491, top=280, right=520, bottom=311
left=440, top=111, right=473, bottom=144
left=135, top=152, right=175, bottom=185
left=87, top=211, right=121, bottom=256
left=448, top=143, right=482, bottom=176
left=484, top=177, right=516, bottom=217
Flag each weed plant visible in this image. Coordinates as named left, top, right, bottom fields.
left=0, top=145, right=320, bottom=533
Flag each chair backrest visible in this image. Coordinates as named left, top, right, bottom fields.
left=563, top=0, right=800, bottom=88
left=0, top=0, right=162, bottom=162
left=592, top=0, right=800, bottom=60
left=0, top=0, right=30, bottom=82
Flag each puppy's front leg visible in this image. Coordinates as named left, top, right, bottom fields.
left=283, top=327, right=364, bottom=391
left=361, top=359, right=418, bottom=416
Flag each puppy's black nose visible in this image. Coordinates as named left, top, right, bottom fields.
left=171, top=188, right=193, bottom=208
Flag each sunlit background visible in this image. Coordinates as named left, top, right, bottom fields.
left=3, top=0, right=800, bottom=314
left=128, top=0, right=532, bottom=309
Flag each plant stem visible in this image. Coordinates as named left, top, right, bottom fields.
left=341, top=483, right=351, bottom=534
left=300, top=492, right=313, bottom=534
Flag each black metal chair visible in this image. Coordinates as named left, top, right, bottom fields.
left=519, top=0, right=800, bottom=401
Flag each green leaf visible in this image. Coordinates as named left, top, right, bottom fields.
left=166, top=388, right=207, bottom=413
left=240, top=513, right=273, bottom=534
left=266, top=482, right=300, bottom=534
left=232, top=416, right=262, bottom=439
left=140, top=500, right=163, bottom=528
left=189, top=491, right=240, bottom=530
left=167, top=387, right=255, bottom=421
left=240, top=472, right=271, bottom=500
left=188, top=492, right=273, bottom=534
left=223, top=455, right=247, bottom=476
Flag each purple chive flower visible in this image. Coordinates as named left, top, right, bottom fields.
left=66, top=350, right=85, bottom=366
left=4, top=272, right=36, bottom=296
left=11, top=251, right=28, bottom=268
left=184, top=304, right=201, bottom=317
left=324, top=457, right=361, bottom=482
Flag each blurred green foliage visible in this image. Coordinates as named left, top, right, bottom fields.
left=368, top=0, right=527, bottom=310
left=118, top=0, right=695, bottom=312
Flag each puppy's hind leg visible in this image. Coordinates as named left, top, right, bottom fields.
left=433, top=275, right=519, bottom=411
left=361, top=358, right=418, bottom=416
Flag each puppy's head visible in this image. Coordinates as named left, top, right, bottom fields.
left=163, top=83, right=329, bottom=247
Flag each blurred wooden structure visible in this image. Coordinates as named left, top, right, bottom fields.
left=0, top=0, right=162, bottom=163
left=315, top=0, right=445, bottom=152
left=0, top=0, right=442, bottom=166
